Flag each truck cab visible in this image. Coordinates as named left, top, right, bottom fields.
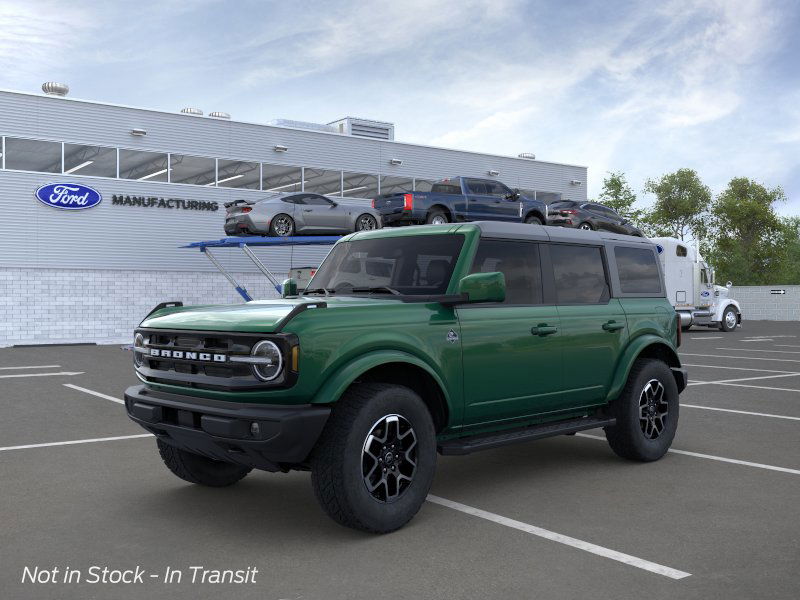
left=651, top=237, right=742, bottom=332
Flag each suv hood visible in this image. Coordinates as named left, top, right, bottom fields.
left=140, top=296, right=400, bottom=332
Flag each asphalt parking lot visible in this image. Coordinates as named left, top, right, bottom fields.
left=1, top=321, right=799, bottom=600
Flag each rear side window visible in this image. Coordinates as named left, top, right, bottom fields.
left=550, top=245, right=609, bottom=304
left=615, top=247, right=662, bottom=294
left=470, top=240, right=543, bottom=304
left=431, top=180, right=462, bottom=194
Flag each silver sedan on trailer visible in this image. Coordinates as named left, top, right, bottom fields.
left=224, top=192, right=382, bottom=237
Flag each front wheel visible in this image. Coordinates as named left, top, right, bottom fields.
left=355, top=213, right=378, bottom=231
left=719, top=307, right=738, bottom=332
left=311, top=383, right=437, bottom=533
left=269, top=214, right=295, bottom=237
left=157, top=440, right=251, bottom=487
left=604, top=359, right=679, bottom=462
left=578, top=222, right=593, bottom=230
left=525, top=214, right=543, bottom=225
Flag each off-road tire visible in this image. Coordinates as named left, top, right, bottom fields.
left=269, top=213, right=295, bottom=237
left=156, top=439, right=251, bottom=487
left=310, top=383, right=437, bottom=533
left=426, top=209, right=449, bottom=225
left=719, top=306, right=738, bottom=332
left=525, top=214, right=543, bottom=225
left=604, top=359, right=679, bottom=462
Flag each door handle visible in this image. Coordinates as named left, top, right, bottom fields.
left=531, top=324, right=558, bottom=336
left=602, top=320, right=625, bottom=332
left=303, top=209, right=313, bottom=212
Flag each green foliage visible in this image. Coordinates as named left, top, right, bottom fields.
left=642, top=169, right=711, bottom=241
left=598, top=171, right=642, bottom=222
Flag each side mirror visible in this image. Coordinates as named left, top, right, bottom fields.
left=457, top=272, right=506, bottom=304
left=726, top=281, right=732, bottom=289
left=329, top=201, right=338, bottom=208
left=504, top=188, right=521, bottom=200
left=281, top=278, right=298, bottom=298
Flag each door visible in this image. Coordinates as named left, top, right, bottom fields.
left=464, top=179, right=496, bottom=221
left=484, top=180, right=521, bottom=221
left=298, top=194, right=348, bottom=232
left=548, top=243, right=628, bottom=407
left=458, top=239, right=564, bottom=427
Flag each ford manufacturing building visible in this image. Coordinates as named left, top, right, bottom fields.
left=0, top=85, right=587, bottom=346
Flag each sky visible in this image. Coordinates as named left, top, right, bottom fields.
left=1, top=0, right=799, bottom=213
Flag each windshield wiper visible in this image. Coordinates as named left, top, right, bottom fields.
left=349, top=286, right=402, bottom=295
left=302, top=287, right=334, bottom=296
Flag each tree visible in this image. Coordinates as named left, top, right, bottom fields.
left=598, top=171, right=642, bottom=222
left=642, top=168, right=711, bottom=241
left=705, top=177, right=787, bottom=285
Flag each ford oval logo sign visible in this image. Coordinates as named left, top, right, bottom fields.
left=35, top=183, right=102, bottom=210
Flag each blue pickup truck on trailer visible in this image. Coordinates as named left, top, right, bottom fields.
left=372, top=176, right=548, bottom=226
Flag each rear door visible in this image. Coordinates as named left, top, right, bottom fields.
left=458, top=239, right=564, bottom=427
left=548, top=243, right=628, bottom=407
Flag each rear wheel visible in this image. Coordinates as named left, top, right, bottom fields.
left=157, top=440, right=251, bottom=487
left=426, top=209, right=449, bottom=225
left=311, top=383, right=436, bottom=533
left=355, top=213, right=378, bottom=231
left=269, top=214, right=295, bottom=237
left=604, top=359, right=679, bottom=462
left=525, top=214, right=543, bottom=225
left=719, top=307, right=738, bottom=332
left=578, top=222, right=593, bottom=230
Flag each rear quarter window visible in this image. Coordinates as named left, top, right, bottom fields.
left=615, top=247, right=662, bottom=294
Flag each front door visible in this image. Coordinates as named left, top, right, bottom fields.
left=299, top=195, right=347, bottom=232
left=548, top=243, right=628, bottom=407
left=458, top=239, right=564, bottom=428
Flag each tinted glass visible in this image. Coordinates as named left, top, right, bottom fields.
left=549, top=200, right=577, bottom=210
left=263, top=164, right=302, bottom=193
left=484, top=181, right=512, bottom=197
left=465, top=179, right=489, bottom=194
left=414, top=179, right=436, bottom=192
left=551, top=245, right=609, bottom=304
left=536, top=191, right=562, bottom=204
left=170, top=154, right=216, bottom=186
left=676, top=245, right=688, bottom=257
left=342, top=172, right=379, bottom=198
left=5, top=138, right=61, bottom=173
left=304, top=168, right=342, bottom=196
left=119, top=149, right=168, bottom=182
left=304, top=195, right=334, bottom=206
left=431, top=179, right=462, bottom=194
left=470, top=240, right=543, bottom=304
left=307, top=234, right=465, bottom=296
left=615, top=247, right=661, bottom=294
left=64, top=144, right=116, bottom=177
left=217, top=159, right=260, bottom=189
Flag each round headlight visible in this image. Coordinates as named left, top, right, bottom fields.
left=133, top=333, right=145, bottom=367
left=251, top=340, right=283, bottom=381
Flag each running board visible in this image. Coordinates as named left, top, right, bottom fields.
left=437, top=416, right=615, bottom=456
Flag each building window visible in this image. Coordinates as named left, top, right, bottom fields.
left=217, top=159, right=260, bottom=189
left=63, top=144, right=117, bottom=178
left=304, top=167, right=342, bottom=196
left=263, top=164, right=302, bottom=193
left=119, top=149, right=169, bottom=182
left=4, top=137, right=61, bottom=173
left=379, top=175, right=413, bottom=195
left=414, top=178, right=436, bottom=192
left=170, top=154, right=216, bottom=186
left=533, top=191, right=562, bottom=204
left=342, top=172, right=379, bottom=198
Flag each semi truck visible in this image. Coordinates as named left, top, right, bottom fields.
left=651, top=237, right=742, bottom=332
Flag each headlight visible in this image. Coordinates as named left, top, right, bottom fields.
left=250, top=340, right=283, bottom=381
left=133, top=333, right=145, bottom=367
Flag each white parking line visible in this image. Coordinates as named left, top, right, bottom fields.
left=713, top=382, right=800, bottom=394
left=776, top=344, right=800, bottom=349
left=576, top=433, right=800, bottom=475
left=680, top=353, right=800, bottom=364
left=688, top=373, right=800, bottom=386
left=0, top=434, right=152, bottom=453
left=689, top=336, right=723, bottom=340
left=681, top=404, right=800, bottom=421
left=426, top=495, right=691, bottom=579
left=63, top=384, right=124, bottom=404
left=0, top=371, right=84, bottom=379
left=740, top=339, right=773, bottom=342
left=716, top=348, right=800, bottom=355
left=0, top=365, right=61, bottom=370
left=682, top=363, right=798, bottom=374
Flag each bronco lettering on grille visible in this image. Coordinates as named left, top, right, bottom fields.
left=150, top=349, right=227, bottom=362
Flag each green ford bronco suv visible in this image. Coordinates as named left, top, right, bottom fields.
left=125, top=222, right=687, bottom=533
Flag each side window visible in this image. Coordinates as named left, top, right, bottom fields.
left=465, top=179, right=488, bottom=195
left=485, top=181, right=512, bottom=197
left=550, top=244, right=609, bottom=304
left=614, top=247, right=662, bottom=294
left=282, top=195, right=304, bottom=205
left=469, top=240, right=543, bottom=305
left=430, top=180, right=462, bottom=194
left=304, top=195, right=334, bottom=206
left=676, top=245, right=688, bottom=257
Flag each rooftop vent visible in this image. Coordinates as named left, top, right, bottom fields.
left=209, top=111, right=231, bottom=119
left=518, top=152, right=536, bottom=160
left=328, top=117, right=394, bottom=141
left=180, top=107, right=203, bottom=116
left=42, top=82, right=69, bottom=97
left=268, top=119, right=337, bottom=134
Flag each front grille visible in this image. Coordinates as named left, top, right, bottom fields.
left=135, top=328, right=296, bottom=391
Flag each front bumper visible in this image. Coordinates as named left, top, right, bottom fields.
left=124, top=385, right=330, bottom=471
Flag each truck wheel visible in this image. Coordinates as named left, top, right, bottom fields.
left=426, top=209, right=449, bottom=225
left=525, top=215, right=543, bottom=225
left=310, top=383, right=437, bottom=533
left=269, top=214, right=295, bottom=237
left=604, top=359, right=679, bottom=462
left=156, top=439, right=251, bottom=487
left=719, top=307, right=738, bottom=332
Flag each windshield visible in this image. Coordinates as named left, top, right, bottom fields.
left=305, top=234, right=465, bottom=296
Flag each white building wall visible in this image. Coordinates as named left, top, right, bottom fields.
left=729, top=286, right=800, bottom=322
